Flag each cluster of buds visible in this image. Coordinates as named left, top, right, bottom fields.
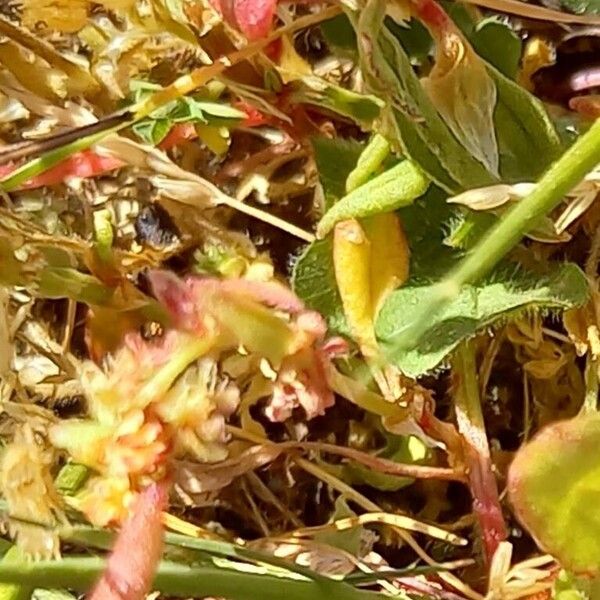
left=46, top=269, right=343, bottom=527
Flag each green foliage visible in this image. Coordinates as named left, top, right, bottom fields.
left=310, top=137, right=364, bottom=210
left=470, top=18, right=521, bottom=80
left=0, top=546, right=33, bottom=600
left=508, top=413, right=600, bottom=575
left=352, top=0, right=560, bottom=192
left=320, top=14, right=357, bottom=57
left=554, top=570, right=600, bottom=599
left=323, top=432, right=429, bottom=491
left=54, top=464, right=90, bottom=496
left=294, top=83, right=383, bottom=128
left=130, top=82, right=245, bottom=145
left=293, top=237, right=348, bottom=334
left=353, top=0, right=494, bottom=193
left=316, top=159, right=430, bottom=237
left=558, top=0, right=600, bottom=14
left=491, top=65, right=562, bottom=182
left=377, top=262, right=588, bottom=377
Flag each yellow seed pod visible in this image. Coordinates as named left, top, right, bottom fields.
left=333, top=219, right=378, bottom=356
left=363, top=212, right=410, bottom=316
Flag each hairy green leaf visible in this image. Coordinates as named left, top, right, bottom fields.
left=293, top=238, right=348, bottom=334
left=317, top=159, right=429, bottom=238
left=376, top=262, right=588, bottom=377
left=508, top=413, right=600, bottom=575
left=0, top=547, right=33, bottom=600
left=557, top=0, right=600, bottom=14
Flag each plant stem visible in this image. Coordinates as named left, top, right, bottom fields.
left=0, top=557, right=384, bottom=600
left=452, top=341, right=506, bottom=564
left=386, top=118, right=600, bottom=358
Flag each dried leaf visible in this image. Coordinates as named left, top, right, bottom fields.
left=421, top=25, right=500, bottom=176
left=173, top=445, right=282, bottom=495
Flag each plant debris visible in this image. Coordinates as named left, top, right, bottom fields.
left=0, top=0, right=599, bottom=599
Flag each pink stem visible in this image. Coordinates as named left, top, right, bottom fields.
left=88, top=480, right=169, bottom=600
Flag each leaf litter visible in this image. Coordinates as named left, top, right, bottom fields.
left=0, top=0, right=599, bottom=599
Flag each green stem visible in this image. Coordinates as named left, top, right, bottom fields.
left=0, top=557, right=385, bottom=600
left=386, top=118, right=600, bottom=356
left=453, top=341, right=506, bottom=564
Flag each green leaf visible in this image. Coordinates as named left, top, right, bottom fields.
left=333, top=434, right=429, bottom=491
left=314, top=497, right=363, bottom=554
left=292, top=238, right=348, bottom=335
left=508, top=413, right=600, bottom=575
left=376, top=262, right=588, bottom=377
left=54, top=463, right=90, bottom=496
left=471, top=18, right=521, bottom=80
left=352, top=0, right=496, bottom=193
left=316, top=159, right=430, bottom=237
left=310, top=137, right=364, bottom=211
left=294, top=82, right=383, bottom=128
left=554, top=570, right=600, bottom=599
left=320, top=14, right=357, bottom=57
left=294, top=188, right=456, bottom=335
left=491, top=65, right=563, bottom=182
left=558, top=0, right=600, bottom=14
left=132, top=118, right=173, bottom=145
left=0, top=556, right=382, bottom=600
left=385, top=17, right=432, bottom=64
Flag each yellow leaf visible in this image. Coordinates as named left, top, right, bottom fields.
left=277, top=34, right=312, bottom=84
left=363, top=212, right=410, bottom=316
left=333, top=219, right=378, bottom=356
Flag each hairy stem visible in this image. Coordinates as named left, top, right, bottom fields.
left=452, top=341, right=506, bottom=564
left=386, top=117, right=600, bottom=358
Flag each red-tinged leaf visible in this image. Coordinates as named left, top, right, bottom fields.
left=507, top=413, right=600, bottom=575
left=234, top=0, right=277, bottom=40
left=0, top=123, right=199, bottom=191
left=88, top=480, right=168, bottom=600
left=0, top=151, right=124, bottom=190
left=210, top=0, right=277, bottom=39
left=157, top=123, right=199, bottom=149
left=233, top=100, right=270, bottom=127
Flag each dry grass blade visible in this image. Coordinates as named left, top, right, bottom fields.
left=459, top=0, right=600, bottom=22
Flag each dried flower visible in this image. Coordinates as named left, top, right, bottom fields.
left=156, top=359, right=239, bottom=462
left=0, top=425, right=62, bottom=558
left=79, top=476, right=136, bottom=528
